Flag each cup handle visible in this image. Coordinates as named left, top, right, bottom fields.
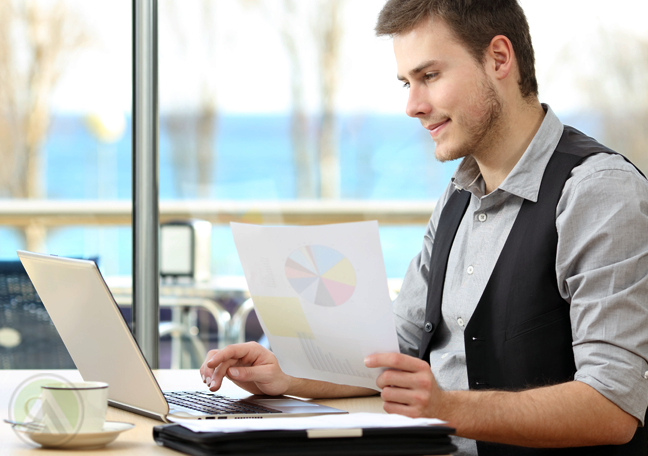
left=24, top=396, right=40, bottom=417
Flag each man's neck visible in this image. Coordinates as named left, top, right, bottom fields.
left=474, top=100, right=546, bottom=194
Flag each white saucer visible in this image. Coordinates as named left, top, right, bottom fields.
left=14, top=421, right=135, bottom=449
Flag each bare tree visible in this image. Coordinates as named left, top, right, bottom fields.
left=161, top=0, right=219, bottom=199
left=279, top=0, right=315, bottom=198
left=589, top=30, right=648, bottom=174
left=164, top=113, right=196, bottom=197
left=163, top=0, right=345, bottom=200
left=554, top=27, right=648, bottom=173
left=240, top=0, right=316, bottom=199
left=313, top=0, right=343, bottom=199
left=0, top=0, right=88, bottom=250
left=243, top=0, right=344, bottom=199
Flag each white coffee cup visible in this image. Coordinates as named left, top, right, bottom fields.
left=25, top=381, right=108, bottom=434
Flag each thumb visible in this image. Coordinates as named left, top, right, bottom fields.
left=227, top=364, right=276, bottom=384
left=227, top=366, right=247, bottom=380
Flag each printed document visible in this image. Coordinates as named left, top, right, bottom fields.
left=231, top=221, right=399, bottom=390
left=170, top=412, right=446, bottom=433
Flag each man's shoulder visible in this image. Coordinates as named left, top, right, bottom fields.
left=556, top=126, right=616, bottom=158
left=567, top=152, right=646, bottom=189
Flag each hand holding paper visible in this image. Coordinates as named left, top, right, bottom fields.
left=230, top=221, right=400, bottom=390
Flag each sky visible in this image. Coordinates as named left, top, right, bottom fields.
left=47, top=0, right=648, bottom=117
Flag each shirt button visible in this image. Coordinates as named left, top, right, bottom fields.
left=467, top=265, right=474, bottom=275
left=644, top=371, right=648, bottom=380
left=478, top=213, right=487, bottom=222
left=424, top=321, right=434, bottom=333
left=457, top=318, right=465, bottom=327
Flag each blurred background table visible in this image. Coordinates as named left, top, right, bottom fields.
left=0, top=264, right=402, bottom=371
left=106, top=276, right=402, bottom=369
left=106, top=276, right=258, bottom=369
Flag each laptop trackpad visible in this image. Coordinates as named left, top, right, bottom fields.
left=254, top=399, right=321, bottom=408
left=253, top=398, right=336, bottom=413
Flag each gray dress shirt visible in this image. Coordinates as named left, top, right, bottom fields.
left=393, top=105, right=648, bottom=455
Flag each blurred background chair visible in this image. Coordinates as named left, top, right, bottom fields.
left=229, top=298, right=255, bottom=345
left=112, top=294, right=232, bottom=369
left=0, top=260, right=76, bottom=369
left=227, top=298, right=270, bottom=350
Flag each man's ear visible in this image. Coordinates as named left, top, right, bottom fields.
left=487, top=35, right=514, bottom=80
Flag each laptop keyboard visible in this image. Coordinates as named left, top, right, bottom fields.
left=164, top=391, right=282, bottom=415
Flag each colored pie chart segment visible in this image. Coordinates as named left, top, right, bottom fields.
left=285, top=245, right=357, bottom=307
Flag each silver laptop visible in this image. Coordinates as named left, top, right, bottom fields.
left=17, top=250, right=346, bottom=422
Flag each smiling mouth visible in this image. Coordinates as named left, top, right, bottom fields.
left=426, top=119, right=450, bottom=137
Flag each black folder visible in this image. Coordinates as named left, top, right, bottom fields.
left=153, top=423, right=457, bottom=456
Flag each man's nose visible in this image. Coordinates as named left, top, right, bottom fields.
left=405, top=86, right=432, bottom=118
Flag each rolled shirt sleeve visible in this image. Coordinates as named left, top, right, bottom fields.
left=394, top=150, right=648, bottom=426
left=556, top=153, right=648, bottom=424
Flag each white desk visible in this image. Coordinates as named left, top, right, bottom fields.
left=0, top=370, right=387, bottom=455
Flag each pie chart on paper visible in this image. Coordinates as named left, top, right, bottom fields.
left=285, top=245, right=357, bottom=307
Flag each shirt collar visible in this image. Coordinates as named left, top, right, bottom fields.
left=450, top=104, right=564, bottom=202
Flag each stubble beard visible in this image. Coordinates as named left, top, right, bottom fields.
left=433, top=76, right=504, bottom=163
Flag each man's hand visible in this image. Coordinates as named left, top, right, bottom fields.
left=199, top=342, right=292, bottom=396
left=365, top=352, right=445, bottom=418
left=366, top=352, right=638, bottom=447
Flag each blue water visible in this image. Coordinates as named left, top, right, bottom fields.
left=40, top=114, right=458, bottom=201
left=0, top=112, right=601, bottom=278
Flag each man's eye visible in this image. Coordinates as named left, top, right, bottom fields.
left=424, top=72, right=438, bottom=81
left=402, top=81, right=410, bottom=89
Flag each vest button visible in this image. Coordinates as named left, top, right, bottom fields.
left=424, top=321, right=434, bottom=332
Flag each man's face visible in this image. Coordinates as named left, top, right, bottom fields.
left=394, top=19, right=503, bottom=162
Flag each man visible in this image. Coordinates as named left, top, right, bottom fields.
left=201, top=1, right=648, bottom=454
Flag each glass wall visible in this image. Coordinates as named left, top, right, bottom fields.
left=155, top=0, right=648, bottom=361
left=1, top=0, right=645, bottom=368
left=158, top=0, right=648, bottom=279
left=0, top=0, right=132, bottom=272
left=157, top=0, right=444, bottom=278
left=0, top=0, right=131, bottom=368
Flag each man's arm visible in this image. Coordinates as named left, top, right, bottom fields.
left=200, top=342, right=376, bottom=398
left=367, top=352, right=638, bottom=448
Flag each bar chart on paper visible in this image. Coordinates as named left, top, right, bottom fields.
left=298, top=336, right=372, bottom=379
left=285, top=245, right=357, bottom=307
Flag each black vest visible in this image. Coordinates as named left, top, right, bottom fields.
left=419, top=126, right=648, bottom=455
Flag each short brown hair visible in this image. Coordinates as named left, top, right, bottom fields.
left=376, top=0, right=538, bottom=99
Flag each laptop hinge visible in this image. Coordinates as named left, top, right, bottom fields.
left=109, top=399, right=168, bottom=422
